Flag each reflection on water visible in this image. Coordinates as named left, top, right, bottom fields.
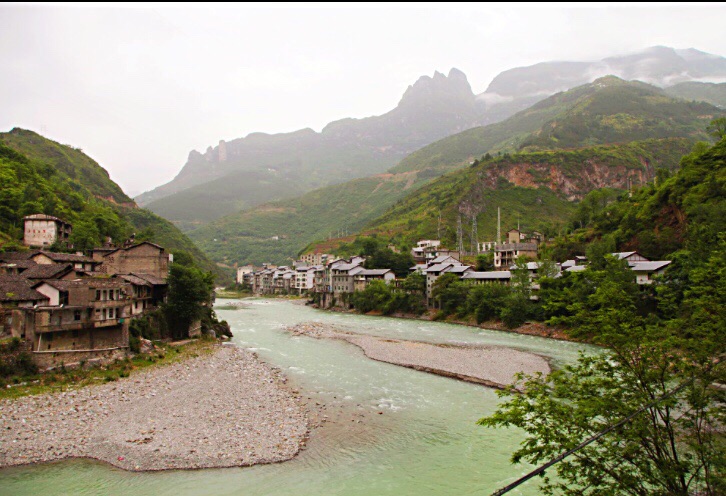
left=0, top=299, right=592, bottom=496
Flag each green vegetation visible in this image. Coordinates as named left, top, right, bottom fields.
left=0, top=339, right=217, bottom=400
left=0, top=128, right=226, bottom=281
left=664, top=81, right=726, bottom=108
left=164, top=254, right=216, bottom=339
left=350, top=274, right=426, bottom=316
left=391, top=77, right=721, bottom=175
left=188, top=171, right=428, bottom=266
left=365, top=139, right=691, bottom=250
left=478, top=136, right=726, bottom=495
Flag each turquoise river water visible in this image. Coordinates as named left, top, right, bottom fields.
left=0, top=299, right=593, bottom=496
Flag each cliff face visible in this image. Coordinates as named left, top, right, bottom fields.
left=477, top=157, right=655, bottom=201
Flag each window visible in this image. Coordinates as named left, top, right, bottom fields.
left=96, top=290, right=101, bottom=301
left=59, top=291, right=69, bottom=306
left=74, top=310, right=81, bottom=321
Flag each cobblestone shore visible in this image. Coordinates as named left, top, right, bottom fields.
left=0, top=345, right=308, bottom=471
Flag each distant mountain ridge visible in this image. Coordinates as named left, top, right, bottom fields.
left=138, top=46, right=726, bottom=232
left=137, top=68, right=488, bottom=219
left=187, top=77, right=724, bottom=266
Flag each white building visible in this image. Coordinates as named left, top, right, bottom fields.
left=23, top=214, right=72, bottom=248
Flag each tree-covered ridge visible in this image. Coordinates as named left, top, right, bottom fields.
left=664, top=81, right=726, bottom=108
left=187, top=170, right=428, bottom=266
left=0, top=128, right=132, bottom=205
left=391, top=77, right=723, bottom=175
left=361, top=138, right=693, bottom=250
left=0, top=132, right=224, bottom=280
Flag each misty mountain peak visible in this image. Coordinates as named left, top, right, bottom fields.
left=399, top=68, right=474, bottom=107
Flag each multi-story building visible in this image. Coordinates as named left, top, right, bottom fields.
left=23, top=214, right=72, bottom=248
left=94, top=242, right=170, bottom=280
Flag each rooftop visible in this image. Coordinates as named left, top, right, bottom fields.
left=462, top=271, right=512, bottom=280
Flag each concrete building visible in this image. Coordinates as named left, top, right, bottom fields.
left=494, top=243, right=538, bottom=269
left=236, top=265, right=255, bottom=285
left=23, top=214, right=72, bottom=248
left=353, top=269, right=396, bottom=292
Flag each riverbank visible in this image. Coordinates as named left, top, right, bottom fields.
left=0, top=345, right=308, bottom=471
left=310, top=302, right=577, bottom=343
left=286, top=322, right=550, bottom=390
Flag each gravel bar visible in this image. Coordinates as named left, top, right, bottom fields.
left=0, top=345, right=308, bottom=471
left=286, top=322, right=550, bottom=389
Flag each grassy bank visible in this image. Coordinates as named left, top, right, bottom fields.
left=0, top=338, right=217, bottom=400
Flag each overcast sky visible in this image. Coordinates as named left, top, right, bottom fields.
left=1, top=4, right=724, bottom=196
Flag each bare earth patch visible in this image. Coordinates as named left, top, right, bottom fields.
left=0, top=346, right=308, bottom=471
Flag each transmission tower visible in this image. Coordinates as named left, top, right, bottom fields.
left=457, top=215, right=464, bottom=254
left=470, top=213, right=479, bottom=254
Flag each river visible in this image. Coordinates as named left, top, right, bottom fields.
left=0, top=298, right=593, bottom=496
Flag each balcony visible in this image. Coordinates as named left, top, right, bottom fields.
left=93, top=318, right=122, bottom=328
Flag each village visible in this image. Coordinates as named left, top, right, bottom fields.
left=238, top=228, right=672, bottom=310
left=0, top=214, right=176, bottom=370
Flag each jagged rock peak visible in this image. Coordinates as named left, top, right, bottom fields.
left=399, top=68, right=474, bottom=106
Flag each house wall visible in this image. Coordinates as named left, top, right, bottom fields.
left=24, top=219, right=58, bottom=247
left=99, top=244, right=169, bottom=279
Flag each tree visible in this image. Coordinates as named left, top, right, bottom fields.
left=475, top=252, right=495, bottom=271
left=69, top=219, right=100, bottom=251
left=707, top=117, right=726, bottom=140
left=480, top=239, right=726, bottom=495
left=164, top=262, right=215, bottom=339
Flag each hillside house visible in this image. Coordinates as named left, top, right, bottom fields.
left=629, top=261, right=671, bottom=285
left=23, top=214, right=72, bottom=248
left=94, top=242, right=170, bottom=280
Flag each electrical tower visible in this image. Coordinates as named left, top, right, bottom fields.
left=457, top=215, right=464, bottom=254
left=470, top=213, right=479, bottom=254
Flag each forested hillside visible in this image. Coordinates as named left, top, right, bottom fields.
left=0, top=129, right=225, bottom=280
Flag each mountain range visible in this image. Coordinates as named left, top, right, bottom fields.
left=187, top=76, right=724, bottom=266
left=138, top=46, right=726, bottom=234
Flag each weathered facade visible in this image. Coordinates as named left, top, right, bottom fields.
left=23, top=214, right=72, bottom=248
left=95, top=242, right=170, bottom=280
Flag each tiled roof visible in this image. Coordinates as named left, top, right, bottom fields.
left=35, top=251, right=96, bottom=263
left=19, top=263, right=74, bottom=280
left=132, top=273, right=167, bottom=286
left=0, top=251, right=38, bottom=262
left=357, top=269, right=392, bottom=276
left=116, top=274, right=152, bottom=286
left=446, top=265, right=472, bottom=274
left=0, top=276, right=49, bottom=302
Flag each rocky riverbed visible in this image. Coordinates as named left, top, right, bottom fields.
left=0, top=345, right=308, bottom=471
left=285, top=322, right=550, bottom=389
